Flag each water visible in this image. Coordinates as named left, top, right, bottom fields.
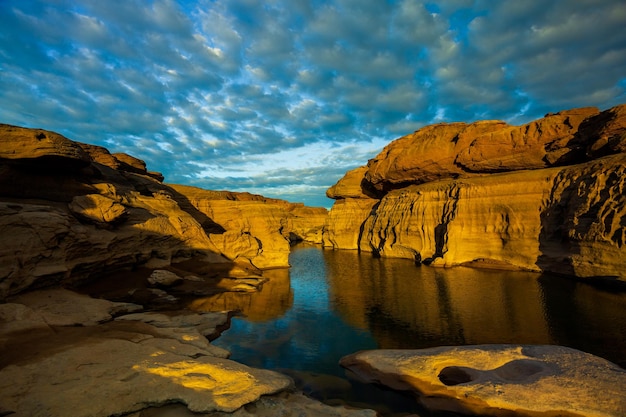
left=190, top=244, right=626, bottom=414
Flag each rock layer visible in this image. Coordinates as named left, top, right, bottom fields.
left=340, top=345, right=626, bottom=417
left=325, top=104, right=626, bottom=280
left=0, top=124, right=326, bottom=299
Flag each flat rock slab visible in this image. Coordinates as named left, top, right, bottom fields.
left=340, top=344, right=626, bottom=417
left=0, top=337, right=292, bottom=417
left=10, top=288, right=142, bottom=326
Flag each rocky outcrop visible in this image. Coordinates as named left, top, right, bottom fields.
left=0, top=123, right=91, bottom=166
left=363, top=107, right=599, bottom=195
left=325, top=104, right=626, bottom=280
left=340, top=345, right=626, bottom=416
left=323, top=198, right=378, bottom=250
left=0, top=288, right=376, bottom=417
left=0, top=124, right=326, bottom=299
left=170, top=184, right=327, bottom=269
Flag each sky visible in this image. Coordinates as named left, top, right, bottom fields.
left=1, top=1, right=625, bottom=208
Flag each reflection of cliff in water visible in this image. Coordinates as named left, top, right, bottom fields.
left=187, top=269, right=293, bottom=322
left=324, top=250, right=536, bottom=346
left=539, top=274, right=626, bottom=368
left=322, top=248, right=626, bottom=366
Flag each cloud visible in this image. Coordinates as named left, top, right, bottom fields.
left=1, top=0, right=625, bottom=207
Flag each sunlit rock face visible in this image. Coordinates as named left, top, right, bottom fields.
left=0, top=124, right=326, bottom=299
left=0, top=289, right=293, bottom=417
left=340, top=345, right=626, bottom=417
left=325, top=104, right=626, bottom=280
left=323, top=198, right=378, bottom=250
left=170, top=184, right=327, bottom=269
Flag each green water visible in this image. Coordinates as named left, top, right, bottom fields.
left=200, top=244, right=626, bottom=415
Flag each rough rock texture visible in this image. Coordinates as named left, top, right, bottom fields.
left=170, top=184, right=327, bottom=268
left=323, top=198, right=378, bottom=250
left=364, top=107, right=599, bottom=194
left=130, top=393, right=377, bottom=417
left=0, top=288, right=379, bottom=417
left=9, top=288, right=142, bottom=326
left=340, top=345, right=626, bottom=417
left=69, top=193, right=128, bottom=224
left=325, top=104, right=626, bottom=280
left=0, top=335, right=291, bottom=416
left=147, top=269, right=184, bottom=287
left=0, top=123, right=90, bottom=165
left=326, top=166, right=373, bottom=199
left=78, top=142, right=165, bottom=181
left=0, top=124, right=326, bottom=299
left=0, top=288, right=303, bottom=417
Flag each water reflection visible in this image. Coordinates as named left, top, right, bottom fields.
left=188, top=269, right=293, bottom=322
left=209, top=247, right=377, bottom=375
left=210, top=244, right=626, bottom=374
left=325, top=250, right=551, bottom=349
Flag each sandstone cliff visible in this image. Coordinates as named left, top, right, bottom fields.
left=324, top=104, right=626, bottom=281
left=0, top=124, right=326, bottom=299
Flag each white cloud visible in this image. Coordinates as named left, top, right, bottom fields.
left=0, top=0, right=624, bottom=206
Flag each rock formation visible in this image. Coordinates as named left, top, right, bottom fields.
left=324, top=104, right=626, bottom=281
left=0, top=124, right=380, bottom=416
left=0, top=288, right=373, bottom=417
left=340, top=345, right=626, bottom=416
left=0, top=123, right=327, bottom=300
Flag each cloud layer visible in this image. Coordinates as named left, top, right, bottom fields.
left=1, top=0, right=625, bottom=207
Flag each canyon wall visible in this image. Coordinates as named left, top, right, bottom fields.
left=0, top=124, right=326, bottom=299
left=324, top=104, right=626, bottom=281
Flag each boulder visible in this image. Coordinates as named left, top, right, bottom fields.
left=362, top=107, right=600, bottom=194
left=78, top=142, right=164, bottom=181
left=68, top=193, right=127, bottom=224
left=340, top=345, right=626, bottom=416
left=147, top=269, right=184, bottom=287
left=284, top=205, right=328, bottom=244
left=0, top=123, right=91, bottom=167
left=578, top=103, right=626, bottom=157
left=326, top=166, right=372, bottom=199
left=1, top=123, right=327, bottom=298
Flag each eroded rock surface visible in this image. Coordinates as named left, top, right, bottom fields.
left=0, top=288, right=297, bottom=417
left=0, top=124, right=326, bottom=299
left=170, top=184, right=327, bottom=269
left=0, top=337, right=291, bottom=417
left=325, top=104, right=626, bottom=280
left=341, top=345, right=626, bottom=417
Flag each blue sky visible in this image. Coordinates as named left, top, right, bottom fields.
left=1, top=0, right=625, bottom=208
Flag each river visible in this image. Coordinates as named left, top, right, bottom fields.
left=190, top=244, right=626, bottom=415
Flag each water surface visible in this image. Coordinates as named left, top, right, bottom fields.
left=193, top=244, right=626, bottom=413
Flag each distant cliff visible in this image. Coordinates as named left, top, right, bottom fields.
left=0, top=124, right=327, bottom=299
left=324, top=104, right=626, bottom=281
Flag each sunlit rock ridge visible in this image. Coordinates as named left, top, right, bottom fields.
left=0, top=123, right=327, bottom=300
left=324, top=104, right=626, bottom=281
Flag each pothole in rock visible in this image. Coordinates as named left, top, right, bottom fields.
left=438, top=366, right=474, bottom=386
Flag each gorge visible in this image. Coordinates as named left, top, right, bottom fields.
left=1, top=103, right=626, bottom=416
